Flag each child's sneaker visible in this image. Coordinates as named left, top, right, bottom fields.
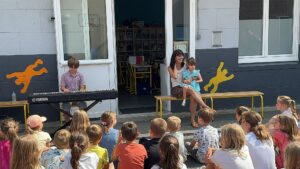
left=182, top=100, right=186, bottom=106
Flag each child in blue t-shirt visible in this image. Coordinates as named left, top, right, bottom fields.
left=181, top=57, right=203, bottom=106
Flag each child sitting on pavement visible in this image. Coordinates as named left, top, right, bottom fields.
left=41, top=129, right=71, bottom=169
left=112, top=121, right=147, bottom=169
left=166, top=116, right=188, bottom=161
left=27, top=114, right=52, bottom=152
left=86, top=124, right=109, bottom=169
left=187, top=108, right=219, bottom=164
left=139, top=118, right=167, bottom=169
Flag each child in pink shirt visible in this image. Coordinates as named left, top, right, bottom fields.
left=0, top=118, right=19, bottom=169
left=271, top=115, right=300, bottom=169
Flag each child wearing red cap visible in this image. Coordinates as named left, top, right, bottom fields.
left=27, top=114, right=52, bottom=152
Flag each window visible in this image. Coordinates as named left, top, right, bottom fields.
left=239, top=0, right=298, bottom=63
left=60, top=0, right=108, bottom=60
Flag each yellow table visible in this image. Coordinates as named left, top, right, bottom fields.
left=130, top=64, right=152, bottom=95
left=0, top=100, right=30, bottom=124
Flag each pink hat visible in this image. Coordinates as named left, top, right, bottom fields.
left=27, top=115, right=47, bottom=128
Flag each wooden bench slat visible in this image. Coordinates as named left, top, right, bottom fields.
left=155, top=91, right=263, bottom=100
left=155, top=91, right=264, bottom=118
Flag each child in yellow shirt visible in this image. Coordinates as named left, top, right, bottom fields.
left=86, top=124, right=109, bottom=169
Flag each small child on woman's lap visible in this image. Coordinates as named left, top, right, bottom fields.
left=181, top=57, right=203, bottom=107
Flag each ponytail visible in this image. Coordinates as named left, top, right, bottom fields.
left=0, top=118, right=19, bottom=144
left=71, top=143, right=83, bottom=169
left=69, top=132, right=89, bottom=169
left=290, top=100, right=298, bottom=120
left=242, top=111, right=271, bottom=142
left=253, top=124, right=271, bottom=142
left=159, top=135, right=180, bottom=169
left=100, top=111, right=116, bottom=133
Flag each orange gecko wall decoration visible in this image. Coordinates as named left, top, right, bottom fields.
left=6, top=59, right=48, bottom=94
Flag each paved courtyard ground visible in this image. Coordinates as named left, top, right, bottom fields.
left=32, top=106, right=279, bottom=169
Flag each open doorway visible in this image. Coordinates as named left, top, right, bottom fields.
left=115, top=0, right=165, bottom=114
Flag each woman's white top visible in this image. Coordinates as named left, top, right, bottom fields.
left=281, top=108, right=298, bottom=126
left=211, top=145, right=254, bottom=169
left=246, top=132, right=276, bottom=169
left=170, top=66, right=185, bottom=87
left=63, top=152, right=99, bottom=169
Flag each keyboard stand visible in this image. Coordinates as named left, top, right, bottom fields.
left=50, top=100, right=102, bottom=137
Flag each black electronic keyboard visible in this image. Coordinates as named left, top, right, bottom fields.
left=28, top=89, right=118, bottom=104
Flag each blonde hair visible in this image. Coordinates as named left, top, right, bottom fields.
left=198, top=108, right=216, bottom=123
left=11, top=134, right=41, bottom=169
left=100, top=111, right=117, bottom=133
left=150, top=118, right=167, bottom=137
left=242, top=111, right=271, bottom=142
left=53, top=129, right=71, bottom=149
left=277, top=115, right=299, bottom=141
left=70, top=110, right=90, bottom=133
left=86, top=124, right=103, bottom=145
left=0, top=118, right=19, bottom=144
left=277, top=96, right=298, bottom=120
left=220, top=124, right=246, bottom=155
left=284, top=141, right=300, bottom=169
left=167, top=116, right=181, bottom=132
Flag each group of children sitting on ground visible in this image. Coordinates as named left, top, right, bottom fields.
left=0, top=95, right=299, bottom=169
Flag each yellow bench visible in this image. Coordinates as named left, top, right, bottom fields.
left=155, top=91, right=264, bottom=118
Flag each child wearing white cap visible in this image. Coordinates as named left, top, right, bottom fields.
left=27, top=114, right=52, bottom=152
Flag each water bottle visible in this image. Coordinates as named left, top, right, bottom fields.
left=12, top=91, right=16, bottom=102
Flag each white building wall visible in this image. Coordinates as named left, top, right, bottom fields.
left=0, top=0, right=56, bottom=55
left=195, top=0, right=239, bottom=49
left=0, top=0, right=117, bottom=118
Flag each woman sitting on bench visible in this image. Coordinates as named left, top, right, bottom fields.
left=168, top=49, right=209, bottom=128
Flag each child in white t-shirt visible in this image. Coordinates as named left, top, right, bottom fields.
left=206, top=123, right=254, bottom=169
left=241, top=111, right=276, bottom=169
left=63, top=132, right=99, bottom=169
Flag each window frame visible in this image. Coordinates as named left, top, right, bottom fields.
left=54, top=0, right=114, bottom=65
left=238, top=0, right=299, bottom=64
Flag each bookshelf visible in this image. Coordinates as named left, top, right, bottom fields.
left=116, top=26, right=165, bottom=64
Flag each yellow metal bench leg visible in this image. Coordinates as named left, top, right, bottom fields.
left=210, top=97, right=214, bottom=109
left=251, top=96, right=254, bottom=110
left=159, top=99, right=163, bottom=118
left=260, top=95, right=264, bottom=117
